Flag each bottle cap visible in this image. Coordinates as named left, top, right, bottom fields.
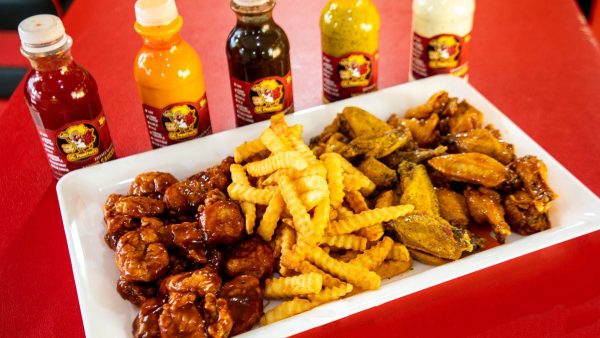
left=135, top=0, right=179, bottom=27
left=18, top=14, right=70, bottom=54
left=232, top=0, right=270, bottom=6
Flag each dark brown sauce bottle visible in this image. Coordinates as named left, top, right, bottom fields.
left=226, top=0, right=294, bottom=127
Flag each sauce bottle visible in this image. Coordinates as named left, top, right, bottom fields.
left=134, top=0, right=211, bottom=148
left=410, top=0, right=475, bottom=80
left=226, top=0, right=294, bottom=127
left=19, top=14, right=116, bottom=180
left=320, top=0, right=380, bottom=103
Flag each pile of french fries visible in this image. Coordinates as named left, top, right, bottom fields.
left=227, top=114, right=414, bottom=326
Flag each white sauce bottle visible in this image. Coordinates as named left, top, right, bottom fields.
left=410, top=0, right=475, bottom=81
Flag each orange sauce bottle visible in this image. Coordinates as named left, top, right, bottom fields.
left=134, top=0, right=211, bottom=148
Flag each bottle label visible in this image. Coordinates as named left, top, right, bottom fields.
left=322, top=51, right=378, bottom=102
left=38, top=112, right=116, bottom=179
left=142, top=94, right=212, bottom=149
left=411, top=32, right=470, bottom=80
left=230, top=71, right=294, bottom=126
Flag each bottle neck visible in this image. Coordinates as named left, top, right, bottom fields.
left=232, top=0, right=275, bottom=26
left=27, top=48, right=74, bottom=72
left=135, top=16, right=184, bottom=49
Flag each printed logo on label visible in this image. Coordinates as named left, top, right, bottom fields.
left=427, top=35, right=462, bottom=69
left=339, top=54, right=372, bottom=88
left=162, top=103, right=200, bottom=141
left=57, top=124, right=100, bottom=162
left=250, top=78, right=286, bottom=114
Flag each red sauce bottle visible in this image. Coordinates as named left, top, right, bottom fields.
left=226, top=0, right=294, bottom=127
left=19, top=14, right=116, bottom=179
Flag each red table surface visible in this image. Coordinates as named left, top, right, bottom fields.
left=1, top=0, right=600, bottom=337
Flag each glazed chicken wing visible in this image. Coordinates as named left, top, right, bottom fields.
left=504, top=190, right=551, bottom=235
left=224, top=237, right=275, bottom=280
left=171, top=221, right=207, bottom=264
left=116, top=228, right=169, bottom=282
left=199, top=189, right=245, bottom=246
left=440, top=99, right=483, bottom=134
left=511, top=155, right=557, bottom=212
left=159, top=293, right=206, bottom=338
left=133, top=298, right=164, bottom=338
left=428, top=153, right=517, bottom=188
left=103, top=194, right=139, bottom=234
left=203, top=293, right=233, bottom=338
left=464, top=187, right=511, bottom=243
left=389, top=113, right=440, bottom=147
left=115, top=196, right=165, bottom=218
left=405, top=91, right=449, bottom=119
left=220, top=275, right=263, bottom=336
left=160, top=267, right=221, bottom=297
left=117, top=275, right=157, bottom=307
left=435, top=187, right=469, bottom=229
left=445, top=128, right=516, bottom=164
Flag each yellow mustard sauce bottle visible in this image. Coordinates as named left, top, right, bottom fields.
left=134, top=0, right=212, bottom=149
left=320, top=0, right=380, bottom=103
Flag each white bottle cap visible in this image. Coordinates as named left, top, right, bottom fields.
left=135, top=0, right=179, bottom=27
left=18, top=14, right=70, bottom=54
left=232, top=0, right=270, bottom=6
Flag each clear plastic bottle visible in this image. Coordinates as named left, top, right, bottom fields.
left=226, top=0, right=294, bottom=127
left=19, top=14, right=116, bottom=179
left=410, top=0, right=475, bottom=81
left=320, top=0, right=380, bottom=103
left=134, top=0, right=212, bottom=148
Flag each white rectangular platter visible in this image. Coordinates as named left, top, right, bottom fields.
left=57, top=75, right=600, bottom=338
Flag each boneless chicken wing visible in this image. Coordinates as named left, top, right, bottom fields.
left=220, top=275, right=263, bottom=336
left=115, top=196, right=165, bottom=218
left=224, top=237, right=275, bottom=280
left=159, top=293, right=206, bottom=338
left=117, top=275, right=157, bottom=306
left=132, top=298, right=164, bottom=338
left=103, top=194, right=138, bottom=234
left=116, top=228, right=169, bottom=282
left=171, top=221, right=207, bottom=264
left=160, top=267, right=221, bottom=297
left=199, top=190, right=245, bottom=246
left=203, top=293, right=233, bottom=338
left=129, top=172, right=178, bottom=199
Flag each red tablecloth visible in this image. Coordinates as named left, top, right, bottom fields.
left=1, top=0, right=600, bottom=337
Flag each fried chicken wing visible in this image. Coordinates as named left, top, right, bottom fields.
left=357, top=157, right=397, bottom=188
left=342, top=127, right=412, bottom=159
left=445, top=128, right=516, bottom=164
left=133, top=298, right=164, bottom=338
left=511, top=156, right=557, bottom=212
left=164, top=178, right=213, bottom=215
left=117, top=275, right=157, bottom=306
left=408, top=248, right=451, bottom=266
left=224, top=237, right=275, bottom=280
left=504, top=190, right=551, bottom=235
left=435, top=187, right=469, bottom=228
left=129, top=172, right=178, bottom=199
left=440, top=100, right=483, bottom=134
left=428, top=153, right=517, bottom=188
left=405, top=91, right=449, bottom=119
left=141, top=217, right=173, bottom=248
left=398, top=162, right=439, bottom=215
left=339, top=106, right=391, bottom=138
left=390, top=213, right=473, bottom=261
left=203, top=293, right=233, bottom=338
left=115, top=196, right=165, bottom=218
left=383, top=145, right=447, bottom=168
left=390, top=113, right=440, bottom=147
left=220, top=275, right=263, bottom=336
left=199, top=190, right=245, bottom=246
left=464, top=187, right=511, bottom=243
left=171, top=222, right=207, bottom=264
left=159, top=293, right=206, bottom=338
left=103, top=194, right=139, bottom=234
left=116, top=228, right=169, bottom=282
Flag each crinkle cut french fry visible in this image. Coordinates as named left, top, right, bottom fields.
left=335, top=206, right=354, bottom=220
left=269, top=112, right=289, bottom=136
left=323, top=234, right=367, bottom=251
left=257, top=192, right=284, bottom=241
left=298, top=243, right=381, bottom=290
left=322, top=153, right=345, bottom=208
left=344, top=190, right=369, bottom=213
left=280, top=250, right=342, bottom=288
left=374, top=259, right=412, bottom=279
left=260, top=127, right=292, bottom=153
left=234, top=139, right=266, bottom=163
left=300, top=190, right=327, bottom=211
left=388, top=243, right=410, bottom=261
left=241, top=202, right=256, bottom=234
left=311, top=198, right=330, bottom=239
left=246, top=151, right=308, bottom=177
left=294, top=175, right=328, bottom=194
left=285, top=124, right=304, bottom=142
left=327, top=205, right=414, bottom=235
left=263, top=164, right=327, bottom=186
left=355, top=224, right=384, bottom=242
left=259, top=298, right=315, bottom=326
left=288, top=132, right=318, bottom=164
left=350, top=236, right=394, bottom=270
left=264, top=272, right=323, bottom=299
left=227, top=183, right=275, bottom=205
left=307, top=282, right=353, bottom=304
left=229, top=164, right=250, bottom=185
left=277, top=175, right=317, bottom=244
left=323, top=152, right=376, bottom=196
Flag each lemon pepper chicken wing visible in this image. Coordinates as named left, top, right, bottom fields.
left=464, top=187, right=511, bottom=244
left=342, top=127, right=412, bottom=159
left=116, top=228, right=169, bottom=282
